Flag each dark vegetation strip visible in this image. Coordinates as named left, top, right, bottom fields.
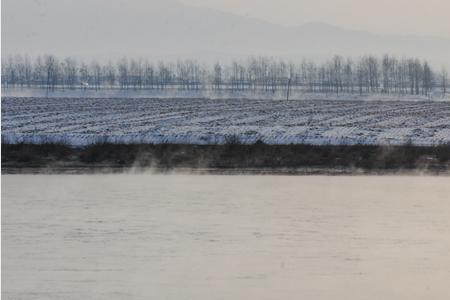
left=2, top=141, right=450, bottom=174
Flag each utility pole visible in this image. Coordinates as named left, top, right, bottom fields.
left=286, top=77, right=291, bottom=101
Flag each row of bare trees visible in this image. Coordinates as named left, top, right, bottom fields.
left=2, top=54, right=448, bottom=96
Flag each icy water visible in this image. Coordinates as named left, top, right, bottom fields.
left=2, top=175, right=450, bottom=300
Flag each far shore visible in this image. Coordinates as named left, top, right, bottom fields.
left=2, top=142, right=449, bottom=175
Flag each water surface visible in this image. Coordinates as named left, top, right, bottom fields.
left=2, top=175, right=450, bottom=299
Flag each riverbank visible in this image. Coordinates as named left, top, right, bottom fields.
left=2, top=142, right=449, bottom=175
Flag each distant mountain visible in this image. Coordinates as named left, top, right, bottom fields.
left=2, top=0, right=450, bottom=68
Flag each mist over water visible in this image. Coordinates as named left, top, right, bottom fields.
left=2, top=174, right=450, bottom=300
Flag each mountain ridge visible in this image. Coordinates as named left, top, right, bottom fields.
left=2, top=0, right=449, bottom=68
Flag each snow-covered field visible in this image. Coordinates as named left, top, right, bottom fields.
left=2, top=97, right=450, bottom=146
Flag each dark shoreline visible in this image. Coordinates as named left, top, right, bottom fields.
left=2, top=142, right=450, bottom=175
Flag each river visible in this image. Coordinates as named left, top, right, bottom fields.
left=2, top=175, right=450, bottom=299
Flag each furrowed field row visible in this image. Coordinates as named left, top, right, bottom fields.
left=2, top=97, right=450, bottom=146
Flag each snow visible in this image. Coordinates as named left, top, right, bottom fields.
left=2, top=97, right=450, bottom=146
left=3, top=87, right=450, bottom=102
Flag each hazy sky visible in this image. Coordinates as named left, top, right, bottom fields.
left=2, top=0, right=450, bottom=67
left=180, top=0, right=450, bottom=38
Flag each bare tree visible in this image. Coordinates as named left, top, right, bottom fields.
left=104, top=62, right=116, bottom=88
left=43, top=54, right=59, bottom=93
left=117, top=58, right=129, bottom=89
left=213, top=63, right=222, bottom=90
left=157, top=61, right=172, bottom=90
left=143, top=60, right=154, bottom=89
left=3, top=53, right=445, bottom=98
left=422, top=61, right=433, bottom=96
left=91, top=61, right=103, bottom=90
left=331, top=55, right=343, bottom=95
left=343, top=58, right=353, bottom=93
left=62, top=57, right=78, bottom=89
left=440, top=68, right=448, bottom=96
left=79, top=63, right=90, bottom=89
